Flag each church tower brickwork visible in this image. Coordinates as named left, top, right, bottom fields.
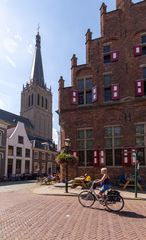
left=20, top=32, right=52, bottom=140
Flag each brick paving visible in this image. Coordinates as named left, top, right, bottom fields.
left=0, top=185, right=146, bottom=240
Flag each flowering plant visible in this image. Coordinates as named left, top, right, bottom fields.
left=55, top=152, right=78, bottom=166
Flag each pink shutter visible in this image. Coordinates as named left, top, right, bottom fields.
left=99, top=150, right=105, bottom=166
left=133, top=45, right=142, bottom=57
left=111, top=51, right=119, bottom=62
left=131, top=149, right=136, bottom=165
left=123, top=149, right=128, bottom=165
left=93, top=150, right=99, bottom=166
left=71, top=90, right=78, bottom=104
left=92, top=86, right=97, bottom=102
left=72, top=151, right=77, bottom=157
left=112, top=84, right=120, bottom=100
left=122, top=148, right=131, bottom=166
left=135, top=80, right=144, bottom=96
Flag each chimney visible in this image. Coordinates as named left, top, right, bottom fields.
left=58, top=76, right=64, bottom=89
left=100, top=3, right=107, bottom=37
left=86, top=29, right=92, bottom=64
left=71, top=54, right=77, bottom=86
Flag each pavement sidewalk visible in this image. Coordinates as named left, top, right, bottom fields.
left=33, top=182, right=146, bottom=200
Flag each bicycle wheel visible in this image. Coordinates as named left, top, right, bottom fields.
left=78, top=191, right=95, bottom=207
left=105, top=195, right=124, bottom=212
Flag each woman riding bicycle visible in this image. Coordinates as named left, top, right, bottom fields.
left=95, top=167, right=112, bottom=198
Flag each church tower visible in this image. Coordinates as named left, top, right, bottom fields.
left=20, top=31, right=52, bottom=140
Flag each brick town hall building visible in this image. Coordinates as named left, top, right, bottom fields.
left=58, top=0, right=146, bottom=181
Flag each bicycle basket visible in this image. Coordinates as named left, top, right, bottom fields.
left=107, top=190, right=120, bottom=202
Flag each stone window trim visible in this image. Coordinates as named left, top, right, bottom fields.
left=103, top=72, right=112, bottom=75
left=139, top=64, right=146, bottom=69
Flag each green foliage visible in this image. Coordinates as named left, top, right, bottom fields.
left=56, top=152, right=78, bottom=165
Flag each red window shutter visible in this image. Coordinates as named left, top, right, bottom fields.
left=71, top=90, right=78, bottom=104
left=133, top=45, right=142, bottom=57
left=112, top=84, right=120, bottom=100
left=135, top=80, right=144, bottom=96
left=93, top=150, right=99, bottom=166
left=111, top=51, right=119, bottom=62
left=92, top=86, right=97, bottom=102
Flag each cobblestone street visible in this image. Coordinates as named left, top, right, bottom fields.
left=0, top=183, right=146, bottom=240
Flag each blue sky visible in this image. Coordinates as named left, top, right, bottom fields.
left=0, top=0, right=141, bottom=143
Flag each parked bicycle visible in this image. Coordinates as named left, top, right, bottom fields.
left=78, top=180, right=124, bottom=212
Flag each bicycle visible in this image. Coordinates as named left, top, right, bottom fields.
left=78, top=180, right=124, bottom=212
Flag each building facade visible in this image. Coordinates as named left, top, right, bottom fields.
left=5, top=121, right=32, bottom=177
left=32, top=139, right=57, bottom=176
left=0, top=121, right=7, bottom=178
left=58, top=0, right=146, bottom=180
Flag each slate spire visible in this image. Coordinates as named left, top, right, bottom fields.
left=30, top=31, right=45, bottom=88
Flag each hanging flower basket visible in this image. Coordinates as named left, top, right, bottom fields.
left=55, top=152, right=78, bottom=166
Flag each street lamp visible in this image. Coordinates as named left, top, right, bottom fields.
left=64, top=137, right=71, bottom=193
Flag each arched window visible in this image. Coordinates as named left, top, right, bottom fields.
left=37, top=94, right=40, bottom=105
left=31, top=94, right=33, bottom=105
left=45, top=98, right=48, bottom=109
left=42, top=96, right=44, bottom=107
left=28, top=95, right=30, bottom=107
left=0, top=131, right=2, bottom=146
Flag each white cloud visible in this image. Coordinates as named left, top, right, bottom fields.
left=14, top=33, right=22, bottom=41
left=5, top=55, right=16, bottom=68
left=53, top=128, right=58, bottom=144
left=0, top=99, right=5, bottom=109
left=0, top=93, right=11, bottom=110
left=3, top=37, right=17, bottom=54
left=27, top=43, right=34, bottom=55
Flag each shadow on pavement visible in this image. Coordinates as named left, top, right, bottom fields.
left=0, top=180, right=37, bottom=186
left=89, top=207, right=146, bottom=218
left=115, top=210, right=146, bottom=219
